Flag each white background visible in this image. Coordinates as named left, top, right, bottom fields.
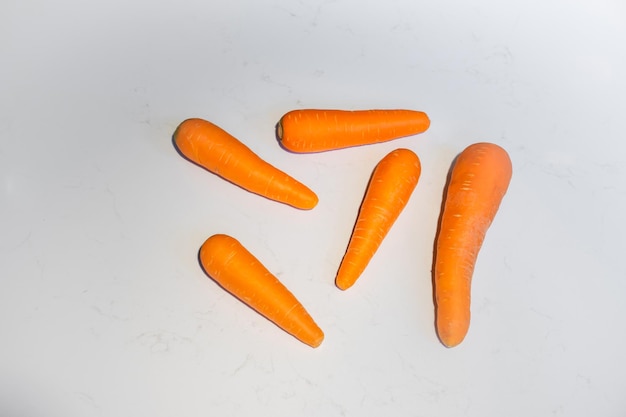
left=2, top=0, right=625, bottom=416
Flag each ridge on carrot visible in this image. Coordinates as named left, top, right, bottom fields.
left=174, top=118, right=318, bottom=210
left=336, top=148, right=422, bottom=290
left=276, top=109, right=430, bottom=153
left=199, top=234, right=325, bottom=348
left=434, top=142, right=512, bottom=348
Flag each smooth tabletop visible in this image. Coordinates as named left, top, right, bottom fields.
left=2, top=0, right=626, bottom=416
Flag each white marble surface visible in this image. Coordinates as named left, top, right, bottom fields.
left=2, top=0, right=626, bottom=415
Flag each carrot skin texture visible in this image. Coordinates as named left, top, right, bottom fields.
left=336, top=148, right=422, bottom=290
left=174, top=118, right=318, bottom=210
left=277, top=109, right=430, bottom=153
left=434, top=142, right=512, bottom=348
left=199, top=234, right=324, bottom=348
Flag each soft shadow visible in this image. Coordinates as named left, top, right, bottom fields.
left=431, top=152, right=460, bottom=346
left=333, top=163, right=376, bottom=290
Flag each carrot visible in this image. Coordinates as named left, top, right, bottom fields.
left=336, top=148, right=421, bottom=290
left=174, top=118, right=318, bottom=210
left=434, top=142, right=512, bottom=347
left=199, top=234, right=324, bottom=348
left=276, top=109, right=430, bottom=153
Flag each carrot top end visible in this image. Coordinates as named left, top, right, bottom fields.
left=276, top=121, right=284, bottom=140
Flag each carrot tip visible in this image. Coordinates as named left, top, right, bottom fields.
left=335, top=280, right=352, bottom=291
left=309, top=333, right=324, bottom=348
left=439, top=335, right=465, bottom=348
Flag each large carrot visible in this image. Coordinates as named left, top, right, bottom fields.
left=434, top=142, right=512, bottom=347
left=199, top=234, right=324, bottom=348
left=174, top=118, right=318, bottom=210
left=276, top=109, right=430, bottom=153
left=336, top=148, right=421, bottom=290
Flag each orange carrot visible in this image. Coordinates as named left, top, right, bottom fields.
left=434, top=142, right=512, bottom=347
left=336, top=148, right=421, bottom=290
left=199, top=234, right=324, bottom=348
left=174, top=118, right=318, bottom=210
left=276, top=109, right=430, bottom=153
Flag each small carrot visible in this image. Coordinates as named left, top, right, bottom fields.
left=199, top=234, right=324, bottom=348
left=174, top=118, right=318, bottom=210
left=336, top=148, right=421, bottom=290
left=276, top=109, right=430, bottom=153
left=434, top=142, right=512, bottom=348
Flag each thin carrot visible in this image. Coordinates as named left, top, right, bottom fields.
left=276, top=109, right=430, bottom=153
left=199, top=234, right=324, bottom=348
left=174, top=118, right=318, bottom=210
left=336, top=148, right=421, bottom=290
left=434, top=142, right=512, bottom=348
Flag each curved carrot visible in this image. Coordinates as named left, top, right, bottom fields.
left=336, top=148, right=421, bottom=290
left=174, top=118, right=318, bottom=210
left=199, top=234, right=324, bottom=348
left=434, top=142, right=512, bottom=347
left=276, top=109, right=430, bottom=153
